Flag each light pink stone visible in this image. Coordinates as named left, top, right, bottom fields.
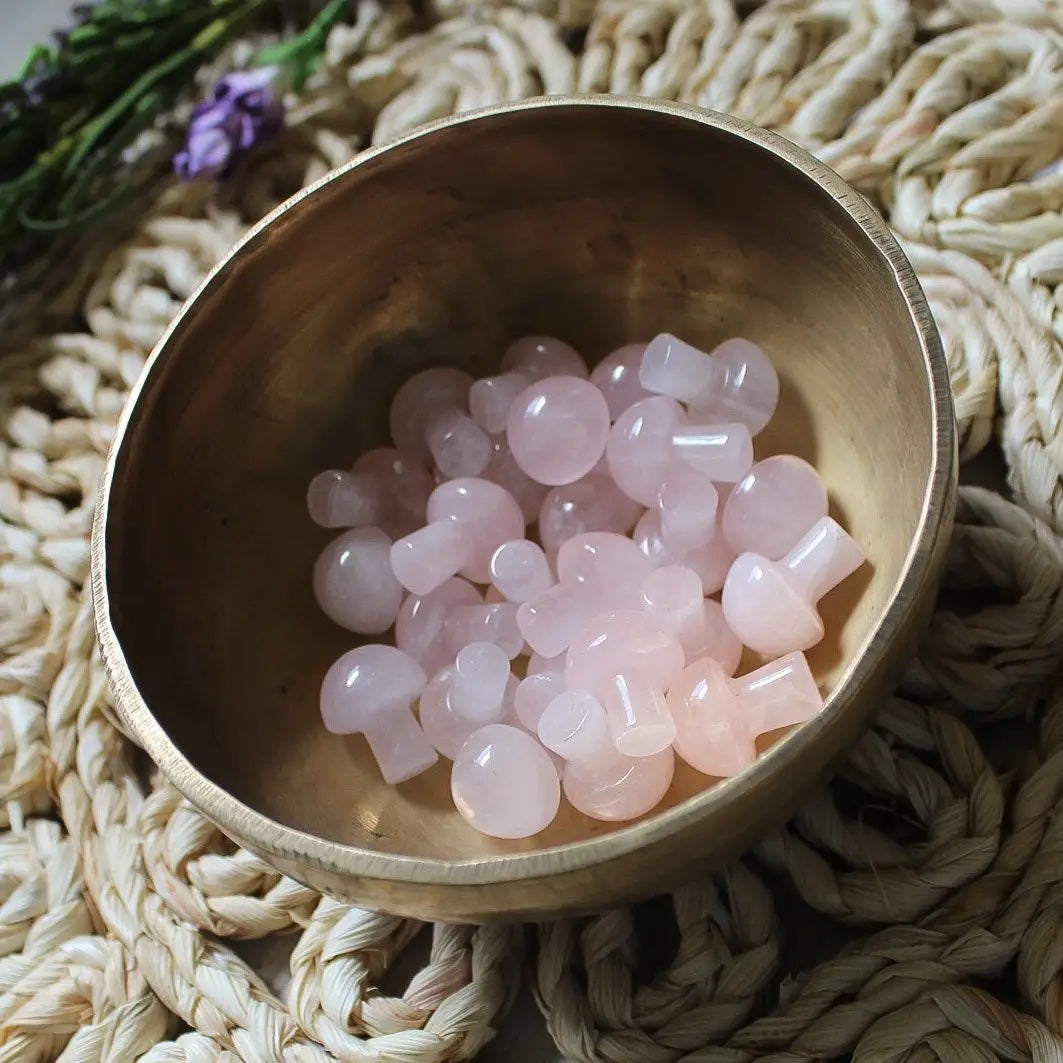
left=690, top=337, right=780, bottom=436
left=634, top=509, right=736, bottom=596
left=313, top=527, right=403, bottom=635
left=307, top=470, right=380, bottom=528
left=605, top=395, right=683, bottom=506
left=425, top=407, right=492, bottom=479
left=350, top=448, right=434, bottom=540
left=388, top=367, right=473, bottom=464
left=722, top=455, right=828, bottom=559
left=451, top=642, right=512, bottom=723
left=445, top=601, right=525, bottom=659
left=482, top=437, right=550, bottom=525
left=469, top=372, right=532, bottom=435
left=390, top=518, right=469, bottom=597
left=667, top=652, right=823, bottom=777
left=538, top=473, right=643, bottom=556
left=529, top=651, right=565, bottom=677
left=506, top=376, right=611, bottom=486
left=538, top=690, right=674, bottom=821
left=320, top=645, right=436, bottom=783
left=566, top=609, right=684, bottom=757
left=514, top=671, right=567, bottom=732
left=685, top=599, right=743, bottom=676
left=516, top=582, right=602, bottom=659
left=419, top=659, right=513, bottom=759
left=395, top=577, right=480, bottom=675
left=656, top=467, right=719, bottom=556
left=639, top=565, right=705, bottom=657
left=672, top=423, right=754, bottom=483
left=590, top=343, right=650, bottom=420
left=451, top=724, right=561, bottom=838
left=489, top=539, right=554, bottom=603
left=722, top=516, right=865, bottom=655
left=555, top=531, right=653, bottom=591
left=501, top=336, right=588, bottom=380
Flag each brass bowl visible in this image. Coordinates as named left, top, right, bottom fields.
left=92, top=97, right=956, bottom=922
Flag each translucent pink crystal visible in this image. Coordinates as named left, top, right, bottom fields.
left=538, top=473, right=643, bottom=556
left=451, top=724, right=561, bottom=838
left=507, top=376, right=611, bottom=486
left=690, top=338, right=780, bottom=436
left=590, top=343, right=650, bottom=420
left=722, top=516, right=865, bottom=655
left=566, top=609, right=684, bottom=757
left=501, top=336, right=588, bottom=380
left=469, top=372, right=532, bottom=435
left=425, top=407, right=492, bottom=478
left=529, top=651, right=565, bottom=676
left=320, top=645, right=436, bottom=783
left=482, top=437, right=549, bottom=525
left=605, top=395, right=683, bottom=506
left=419, top=658, right=514, bottom=759
left=639, top=333, right=717, bottom=404
left=350, top=448, right=434, bottom=540
left=672, top=422, right=754, bottom=483
left=307, top=470, right=380, bottom=528
left=451, top=642, right=512, bottom=723
left=445, top=601, right=525, bottom=658
left=427, top=477, right=526, bottom=582
left=516, top=582, right=602, bottom=659
left=395, top=577, right=481, bottom=675
left=538, top=690, right=674, bottom=821
left=555, top=531, right=654, bottom=590
left=656, top=467, right=719, bottom=556
left=514, top=671, right=567, bottom=732
left=489, top=539, right=553, bottom=603
left=313, top=527, right=403, bottom=635
left=388, top=367, right=474, bottom=464
left=668, top=653, right=823, bottom=777
left=390, top=519, right=469, bottom=597
left=722, top=455, right=828, bottom=559
left=686, top=599, right=743, bottom=676
left=639, top=565, right=706, bottom=657
left=634, top=509, right=736, bottom=595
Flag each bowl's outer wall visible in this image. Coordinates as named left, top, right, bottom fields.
left=94, top=98, right=956, bottom=921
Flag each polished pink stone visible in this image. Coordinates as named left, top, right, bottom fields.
left=605, top=395, right=683, bottom=506
left=722, top=454, right=828, bottom=559
left=395, top=577, right=481, bottom=675
left=538, top=473, right=643, bottom=556
left=390, top=519, right=469, bottom=597
left=451, top=642, right=512, bottom=723
left=555, top=531, right=654, bottom=591
left=469, top=371, right=532, bottom=435
left=425, top=407, right=492, bottom=479
left=685, top=599, right=743, bottom=676
left=501, top=336, right=588, bottom=380
left=656, top=467, right=719, bottom=556
left=639, top=565, right=705, bottom=656
left=566, top=609, right=683, bottom=757
left=313, top=527, right=403, bottom=635
left=515, top=582, right=602, bottom=659
left=482, top=436, right=550, bottom=525
left=529, top=650, right=566, bottom=676
left=722, top=516, right=865, bottom=655
left=307, top=470, right=380, bottom=528
left=507, top=376, right=611, bottom=486
left=419, top=658, right=512, bottom=759
left=451, top=724, right=561, bottom=838
left=388, top=367, right=473, bottom=464
left=538, top=690, right=674, bottom=821
left=589, top=343, right=651, bottom=420
left=445, top=601, right=525, bottom=658
left=513, top=670, right=567, bottom=732
left=690, top=338, right=780, bottom=436
left=667, top=652, right=823, bottom=777
left=672, top=422, right=754, bottom=483
left=634, top=509, right=736, bottom=595
left=320, top=645, right=436, bottom=783
left=489, top=539, right=554, bottom=603
left=350, top=448, right=434, bottom=540
left=639, top=333, right=718, bottom=404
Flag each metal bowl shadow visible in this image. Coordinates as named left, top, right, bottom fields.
left=92, top=96, right=956, bottom=922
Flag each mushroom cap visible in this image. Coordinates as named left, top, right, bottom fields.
left=320, top=644, right=428, bottom=735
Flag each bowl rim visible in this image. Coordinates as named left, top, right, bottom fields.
left=91, top=94, right=956, bottom=889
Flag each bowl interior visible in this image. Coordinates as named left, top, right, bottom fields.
left=104, top=101, right=938, bottom=864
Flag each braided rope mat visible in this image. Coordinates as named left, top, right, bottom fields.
left=3, top=0, right=1063, bottom=1058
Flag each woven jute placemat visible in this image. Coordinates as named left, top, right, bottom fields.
left=3, top=0, right=1063, bottom=1058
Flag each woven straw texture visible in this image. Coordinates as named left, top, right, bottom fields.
left=3, top=0, right=1063, bottom=1058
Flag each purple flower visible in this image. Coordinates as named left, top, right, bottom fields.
left=174, top=67, right=283, bottom=181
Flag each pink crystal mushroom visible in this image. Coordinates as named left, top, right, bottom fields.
left=445, top=601, right=525, bottom=659
left=590, top=343, right=651, bottom=420
left=320, top=645, right=436, bottom=784
left=722, top=516, right=865, bottom=656
left=395, top=577, right=480, bottom=675
left=639, top=334, right=779, bottom=435
left=513, top=670, right=567, bottom=732
left=313, top=527, right=403, bottom=635
left=667, top=653, right=823, bottom=777
left=489, top=539, right=553, bottom=603
left=634, top=509, right=736, bottom=596
left=390, top=477, right=524, bottom=595
left=672, top=422, right=754, bottom=483
left=506, top=376, right=611, bottom=487
left=349, top=448, right=434, bottom=540
left=482, top=437, right=550, bottom=524
left=656, top=466, right=719, bottom=556
left=538, top=690, right=674, bottom=821
left=388, top=367, right=492, bottom=478
left=501, top=335, right=588, bottom=380
left=566, top=609, right=684, bottom=757
left=307, top=470, right=380, bottom=529
left=469, top=371, right=532, bottom=435
left=451, top=724, right=561, bottom=838
left=722, top=455, right=828, bottom=559
left=538, top=473, right=643, bottom=556
left=606, top=395, right=684, bottom=506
